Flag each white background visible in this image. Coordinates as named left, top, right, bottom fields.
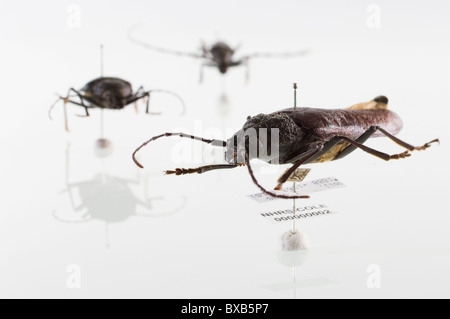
left=0, top=0, right=449, bottom=298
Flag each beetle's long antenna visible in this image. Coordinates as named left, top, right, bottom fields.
left=128, top=23, right=204, bottom=58
left=145, top=90, right=186, bottom=116
left=244, top=154, right=310, bottom=199
left=243, top=48, right=311, bottom=60
left=133, top=133, right=227, bottom=168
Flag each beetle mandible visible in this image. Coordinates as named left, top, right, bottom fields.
left=132, top=88, right=439, bottom=199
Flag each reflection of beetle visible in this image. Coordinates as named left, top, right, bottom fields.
left=56, top=174, right=162, bottom=224
left=53, top=143, right=187, bottom=246
left=49, top=76, right=185, bottom=132
left=55, top=172, right=187, bottom=223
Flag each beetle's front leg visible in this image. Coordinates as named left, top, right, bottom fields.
left=199, top=63, right=205, bottom=84
left=274, top=144, right=323, bottom=191
left=199, top=61, right=217, bottom=84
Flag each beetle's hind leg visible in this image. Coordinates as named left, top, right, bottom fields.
left=373, top=126, right=439, bottom=151
left=335, top=126, right=439, bottom=161
left=339, top=137, right=412, bottom=161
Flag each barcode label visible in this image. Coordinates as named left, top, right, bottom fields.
left=248, top=177, right=345, bottom=203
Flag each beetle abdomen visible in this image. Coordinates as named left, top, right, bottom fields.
left=311, top=141, right=350, bottom=163
left=82, top=77, right=133, bottom=109
left=283, top=108, right=403, bottom=141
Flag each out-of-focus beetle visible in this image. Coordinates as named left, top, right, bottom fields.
left=49, top=76, right=185, bottom=131
left=128, top=24, right=309, bottom=83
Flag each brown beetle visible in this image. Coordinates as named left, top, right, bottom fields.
left=132, top=92, right=439, bottom=199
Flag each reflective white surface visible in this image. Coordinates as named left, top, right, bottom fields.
left=1, top=0, right=449, bottom=298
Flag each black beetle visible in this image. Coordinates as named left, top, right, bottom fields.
left=128, top=25, right=309, bottom=82
left=49, top=76, right=185, bottom=131
left=132, top=88, right=439, bottom=199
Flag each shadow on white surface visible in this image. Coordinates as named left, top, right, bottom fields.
left=52, top=142, right=187, bottom=247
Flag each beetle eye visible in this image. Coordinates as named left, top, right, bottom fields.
left=247, top=116, right=251, bottom=121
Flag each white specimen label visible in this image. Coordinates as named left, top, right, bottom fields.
left=247, top=177, right=345, bottom=203
left=259, top=204, right=337, bottom=224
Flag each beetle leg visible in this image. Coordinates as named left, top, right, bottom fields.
left=373, top=126, right=439, bottom=151
left=245, top=153, right=310, bottom=199
left=339, top=136, right=411, bottom=161
left=69, top=88, right=90, bottom=117
left=334, top=127, right=378, bottom=160
left=199, top=62, right=217, bottom=84
left=199, top=63, right=205, bottom=84
left=63, top=88, right=75, bottom=131
left=135, top=86, right=144, bottom=95
left=128, top=90, right=185, bottom=116
left=63, top=96, right=69, bottom=132
left=335, top=126, right=439, bottom=161
left=146, top=93, right=151, bottom=113
left=274, top=144, right=324, bottom=190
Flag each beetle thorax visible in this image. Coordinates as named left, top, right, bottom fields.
left=82, top=77, right=133, bottom=109
left=225, top=113, right=304, bottom=164
left=210, top=42, right=235, bottom=71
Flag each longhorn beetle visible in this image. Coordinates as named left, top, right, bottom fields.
left=132, top=85, right=439, bottom=199
left=128, top=24, right=309, bottom=82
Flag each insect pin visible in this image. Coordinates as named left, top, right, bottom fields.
left=132, top=84, right=439, bottom=199
left=49, top=45, right=185, bottom=132
left=128, top=24, right=310, bottom=83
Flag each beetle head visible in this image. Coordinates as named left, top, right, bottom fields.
left=218, top=64, right=228, bottom=74
left=225, top=112, right=304, bottom=164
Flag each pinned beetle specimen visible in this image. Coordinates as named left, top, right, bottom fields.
left=49, top=76, right=185, bottom=132
left=128, top=25, right=309, bottom=82
left=132, top=88, right=439, bottom=199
